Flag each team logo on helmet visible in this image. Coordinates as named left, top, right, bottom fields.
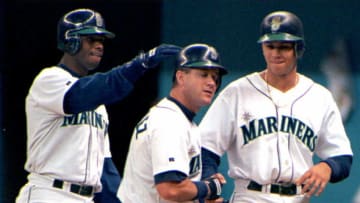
left=95, top=12, right=104, bottom=27
left=270, top=16, right=283, bottom=33
left=209, top=47, right=219, bottom=61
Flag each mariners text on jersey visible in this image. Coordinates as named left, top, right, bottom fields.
left=241, top=115, right=317, bottom=151
left=61, top=110, right=108, bottom=131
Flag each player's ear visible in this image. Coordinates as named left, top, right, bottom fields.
left=175, top=69, right=185, bottom=85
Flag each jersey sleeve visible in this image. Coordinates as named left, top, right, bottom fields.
left=199, top=87, right=237, bottom=156
left=315, top=90, right=353, bottom=159
left=28, top=67, right=77, bottom=115
left=151, top=119, right=189, bottom=175
left=150, top=110, right=191, bottom=176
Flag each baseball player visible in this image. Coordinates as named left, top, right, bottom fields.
left=117, top=44, right=227, bottom=203
left=199, top=11, right=353, bottom=203
left=15, top=8, right=180, bottom=203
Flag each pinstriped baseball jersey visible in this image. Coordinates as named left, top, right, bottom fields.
left=200, top=72, right=353, bottom=184
left=118, top=98, right=202, bottom=203
left=25, top=66, right=109, bottom=190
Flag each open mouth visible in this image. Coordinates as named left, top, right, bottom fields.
left=204, top=89, right=214, bottom=96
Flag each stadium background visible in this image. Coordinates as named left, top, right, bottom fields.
left=1, top=0, right=359, bottom=202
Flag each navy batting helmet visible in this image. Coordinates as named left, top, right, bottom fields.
left=174, top=43, right=227, bottom=89
left=177, top=43, right=227, bottom=75
left=257, top=11, right=305, bottom=57
left=57, top=8, right=115, bottom=55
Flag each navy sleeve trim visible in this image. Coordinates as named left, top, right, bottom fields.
left=154, top=170, right=187, bottom=184
left=201, top=148, right=220, bottom=179
left=321, top=154, right=353, bottom=183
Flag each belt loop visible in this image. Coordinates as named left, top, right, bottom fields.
left=297, top=185, right=303, bottom=194
left=53, top=179, right=63, bottom=189
left=264, top=184, right=270, bottom=193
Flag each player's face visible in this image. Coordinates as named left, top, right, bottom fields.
left=180, top=68, right=219, bottom=112
left=75, top=35, right=106, bottom=73
left=262, top=41, right=297, bottom=76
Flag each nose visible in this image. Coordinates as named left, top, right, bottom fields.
left=206, top=76, right=217, bottom=89
left=94, top=42, right=104, bottom=51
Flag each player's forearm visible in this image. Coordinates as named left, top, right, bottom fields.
left=157, top=178, right=222, bottom=202
left=63, top=68, right=135, bottom=114
left=156, top=179, right=198, bottom=201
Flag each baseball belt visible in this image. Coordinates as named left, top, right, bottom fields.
left=247, top=180, right=302, bottom=196
left=53, top=179, right=94, bottom=197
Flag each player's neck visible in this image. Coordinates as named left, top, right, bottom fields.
left=169, top=89, right=199, bottom=113
left=262, top=69, right=299, bottom=92
left=59, top=55, right=89, bottom=76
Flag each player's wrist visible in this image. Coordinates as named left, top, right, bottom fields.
left=193, top=181, right=208, bottom=200
left=203, top=177, right=222, bottom=200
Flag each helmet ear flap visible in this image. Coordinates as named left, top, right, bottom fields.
left=57, top=8, right=115, bottom=54
left=295, top=42, right=305, bottom=59
left=64, top=35, right=81, bottom=55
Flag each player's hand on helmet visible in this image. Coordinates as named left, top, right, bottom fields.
left=138, top=44, right=182, bottom=69
left=295, top=162, right=331, bottom=198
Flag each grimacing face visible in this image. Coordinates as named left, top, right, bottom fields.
left=262, top=41, right=297, bottom=76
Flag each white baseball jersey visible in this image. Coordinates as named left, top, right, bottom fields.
left=118, top=98, right=202, bottom=203
left=24, top=66, right=110, bottom=190
left=200, top=72, right=353, bottom=184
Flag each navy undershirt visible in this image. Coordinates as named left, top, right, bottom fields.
left=61, top=59, right=146, bottom=114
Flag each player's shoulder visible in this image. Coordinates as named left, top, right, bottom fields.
left=299, top=74, right=332, bottom=96
left=147, top=98, right=189, bottom=127
left=152, top=98, right=189, bottom=118
left=220, top=72, right=258, bottom=93
left=30, top=66, right=77, bottom=89
left=35, top=66, right=72, bottom=80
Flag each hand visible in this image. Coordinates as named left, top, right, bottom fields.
left=138, top=44, right=182, bottom=69
left=204, top=174, right=226, bottom=200
left=295, top=162, right=331, bottom=197
left=205, top=197, right=225, bottom=203
left=211, top=173, right=227, bottom=185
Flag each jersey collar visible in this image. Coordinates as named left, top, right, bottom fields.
left=167, top=96, right=195, bottom=122
left=58, top=63, right=82, bottom=78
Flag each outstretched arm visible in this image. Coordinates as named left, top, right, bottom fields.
left=64, top=44, right=181, bottom=114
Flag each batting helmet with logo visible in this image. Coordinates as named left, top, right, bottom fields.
left=174, top=43, right=227, bottom=89
left=57, top=8, right=115, bottom=55
left=257, top=11, right=305, bottom=57
left=177, top=43, right=228, bottom=75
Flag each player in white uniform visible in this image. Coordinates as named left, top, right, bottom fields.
left=15, top=8, right=180, bottom=203
left=200, top=11, right=353, bottom=203
left=118, top=44, right=228, bottom=203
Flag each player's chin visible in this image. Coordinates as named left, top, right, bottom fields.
left=201, top=95, right=214, bottom=105
left=86, top=62, right=100, bottom=71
